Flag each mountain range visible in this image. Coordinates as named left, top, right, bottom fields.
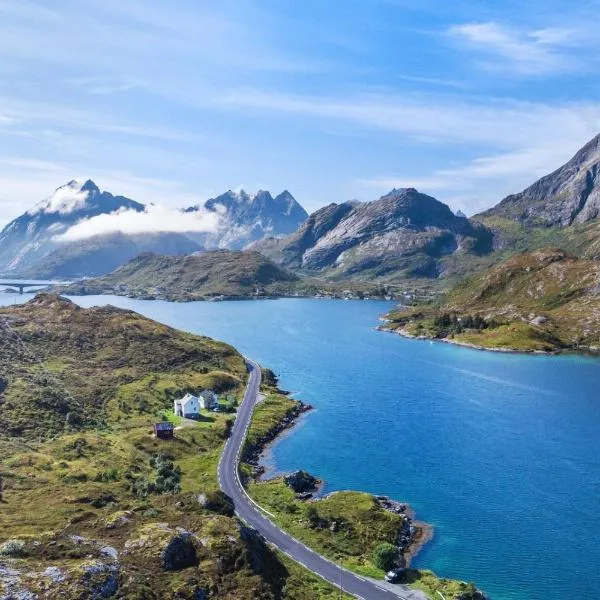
left=0, top=179, right=144, bottom=274
left=254, top=188, right=493, bottom=281
left=0, top=181, right=308, bottom=277
left=2, top=133, right=600, bottom=289
left=185, top=189, right=308, bottom=249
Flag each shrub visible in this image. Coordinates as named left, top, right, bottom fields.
left=94, top=468, right=120, bottom=482
left=372, top=542, right=398, bottom=572
left=130, top=453, right=181, bottom=497
left=0, top=539, right=27, bottom=557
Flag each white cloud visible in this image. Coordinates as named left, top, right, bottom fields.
left=31, top=179, right=89, bottom=215
left=56, top=204, right=221, bottom=242
left=448, top=22, right=581, bottom=74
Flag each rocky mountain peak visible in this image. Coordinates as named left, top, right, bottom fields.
left=480, top=132, right=600, bottom=227
left=187, top=188, right=308, bottom=250
left=31, top=179, right=99, bottom=215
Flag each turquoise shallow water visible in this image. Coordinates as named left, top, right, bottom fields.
left=3, top=292, right=599, bottom=599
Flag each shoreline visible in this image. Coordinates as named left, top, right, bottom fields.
left=244, top=387, right=434, bottom=568
left=377, top=323, right=600, bottom=357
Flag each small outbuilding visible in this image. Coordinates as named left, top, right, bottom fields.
left=174, top=391, right=218, bottom=419
left=153, top=421, right=175, bottom=440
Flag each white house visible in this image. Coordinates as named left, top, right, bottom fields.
left=174, top=390, right=218, bottom=419
left=198, top=390, right=218, bottom=410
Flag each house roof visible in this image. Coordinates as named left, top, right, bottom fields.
left=154, top=422, right=174, bottom=431
left=176, top=393, right=199, bottom=408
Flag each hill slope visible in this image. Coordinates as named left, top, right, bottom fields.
left=64, top=250, right=300, bottom=300
left=383, top=248, right=600, bottom=351
left=255, top=188, right=493, bottom=282
left=22, top=231, right=202, bottom=279
left=0, top=294, right=348, bottom=599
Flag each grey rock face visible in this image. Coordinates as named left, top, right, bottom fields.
left=255, top=188, right=492, bottom=279
left=186, top=189, right=308, bottom=250
left=481, top=133, right=600, bottom=227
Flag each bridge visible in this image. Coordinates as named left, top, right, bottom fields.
left=0, top=281, right=67, bottom=294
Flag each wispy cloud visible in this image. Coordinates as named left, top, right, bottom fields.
left=218, top=88, right=600, bottom=148
left=448, top=22, right=583, bottom=74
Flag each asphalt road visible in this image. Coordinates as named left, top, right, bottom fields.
left=218, top=358, right=427, bottom=600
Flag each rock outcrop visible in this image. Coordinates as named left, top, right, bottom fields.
left=283, top=470, right=319, bottom=494
left=185, top=189, right=308, bottom=250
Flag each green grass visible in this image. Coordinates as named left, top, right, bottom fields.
left=276, top=551, right=354, bottom=599
left=247, top=479, right=404, bottom=579
left=1, top=295, right=354, bottom=599
left=453, top=322, right=558, bottom=352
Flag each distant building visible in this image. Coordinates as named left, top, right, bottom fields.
left=153, top=421, right=174, bottom=440
left=174, top=391, right=218, bottom=419
left=198, top=390, right=218, bottom=410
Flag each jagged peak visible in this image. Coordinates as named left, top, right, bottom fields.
left=381, top=187, right=419, bottom=198
left=29, top=179, right=100, bottom=215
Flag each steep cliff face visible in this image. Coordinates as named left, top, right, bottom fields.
left=480, top=133, right=600, bottom=227
left=255, top=188, right=492, bottom=280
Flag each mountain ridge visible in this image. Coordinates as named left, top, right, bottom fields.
left=185, top=188, right=309, bottom=250
left=254, top=187, right=493, bottom=281
left=479, top=133, right=600, bottom=227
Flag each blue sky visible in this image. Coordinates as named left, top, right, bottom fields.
left=1, top=0, right=600, bottom=225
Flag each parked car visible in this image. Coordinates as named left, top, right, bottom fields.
left=384, top=568, right=406, bottom=583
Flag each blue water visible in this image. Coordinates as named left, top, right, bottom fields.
left=3, top=292, right=600, bottom=600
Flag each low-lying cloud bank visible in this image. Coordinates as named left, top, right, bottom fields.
left=55, top=204, right=221, bottom=242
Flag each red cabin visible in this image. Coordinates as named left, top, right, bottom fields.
left=153, top=421, right=175, bottom=440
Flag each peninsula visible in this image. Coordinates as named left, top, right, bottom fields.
left=381, top=248, right=600, bottom=353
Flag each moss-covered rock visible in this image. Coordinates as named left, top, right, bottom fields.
left=124, top=523, right=199, bottom=571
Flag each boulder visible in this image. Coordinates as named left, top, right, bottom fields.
left=124, top=523, right=200, bottom=571
left=162, top=533, right=197, bottom=571
left=283, top=470, right=319, bottom=493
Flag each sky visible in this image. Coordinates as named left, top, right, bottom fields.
left=1, top=0, right=600, bottom=227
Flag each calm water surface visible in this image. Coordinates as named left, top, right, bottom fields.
left=3, top=291, right=599, bottom=600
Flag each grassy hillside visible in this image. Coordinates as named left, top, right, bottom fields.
left=61, top=250, right=300, bottom=300
left=383, top=248, right=600, bottom=352
left=0, top=295, right=344, bottom=599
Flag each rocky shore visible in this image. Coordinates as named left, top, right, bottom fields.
left=377, top=323, right=562, bottom=355
left=373, top=496, right=432, bottom=567
left=241, top=398, right=313, bottom=481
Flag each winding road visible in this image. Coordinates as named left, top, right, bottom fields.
left=218, top=358, right=427, bottom=600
